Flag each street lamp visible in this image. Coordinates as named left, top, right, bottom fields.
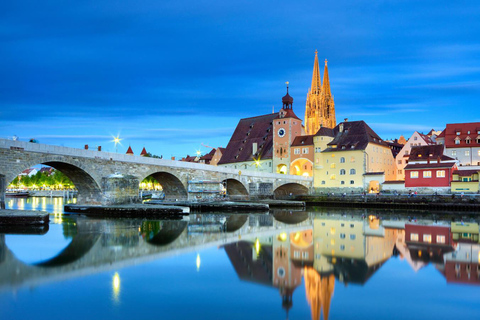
left=113, top=136, right=121, bottom=153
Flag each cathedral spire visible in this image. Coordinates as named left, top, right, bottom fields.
left=310, top=50, right=322, bottom=95
left=322, top=59, right=331, bottom=97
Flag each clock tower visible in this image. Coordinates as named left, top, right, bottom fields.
left=273, top=83, right=303, bottom=174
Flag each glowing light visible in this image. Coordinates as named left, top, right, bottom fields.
left=112, top=272, right=120, bottom=302
left=196, top=254, right=201, bottom=271
left=112, top=135, right=122, bottom=153
left=478, top=251, right=480, bottom=264
left=255, top=238, right=261, bottom=256
left=294, top=232, right=300, bottom=242
left=278, top=233, right=287, bottom=242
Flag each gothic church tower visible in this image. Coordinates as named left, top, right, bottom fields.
left=304, top=51, right=336, bottom=134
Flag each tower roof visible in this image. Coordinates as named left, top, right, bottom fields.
left=310, top=50, right=322, bottom=95
left=322, top=59, right=331, bottom=97
left=282, top=82, right=293, bottom=109
left=126, top=146, right=134, bottom=155
left=140, top=147, right=147, bottom=156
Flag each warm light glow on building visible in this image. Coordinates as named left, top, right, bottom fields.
left=278, top=233, right=288, bottom=242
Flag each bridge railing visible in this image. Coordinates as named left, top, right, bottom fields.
left=0, top=139, right=312, bottom=183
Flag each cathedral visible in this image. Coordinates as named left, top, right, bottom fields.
left=304, top=50, right=336, bottom=134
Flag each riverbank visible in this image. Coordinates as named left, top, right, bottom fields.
left=296, top=193, right=480, bottom=212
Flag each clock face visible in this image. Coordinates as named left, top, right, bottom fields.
left=278, top=128, right=286, bottom=137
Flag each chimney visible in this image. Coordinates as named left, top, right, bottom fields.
left=171, top=156, right=175, bottom=160
left=344, top=118, right=348, bottom=122
left=84, top=144, right=88, bottom=150
left=252, top=142, right=258, bottom=155
left=437, top=156, right=441, bottom=163
left=98, top=146, right=101, bottom=151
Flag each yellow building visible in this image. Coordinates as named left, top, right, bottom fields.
left=451, top=170, right=480, bottom=193
left=305, top=51, right=336, bottom=134
left=313, top=120, right=395, bottom=192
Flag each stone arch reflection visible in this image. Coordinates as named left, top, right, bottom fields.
left=141, top=220, right=187, bottom=246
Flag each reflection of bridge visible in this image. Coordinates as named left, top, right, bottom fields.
left=0, top=212, right=313, bottom=291
left=0, top=139, right=312, bottom=207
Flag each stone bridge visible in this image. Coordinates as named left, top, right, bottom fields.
left=0, top=139, right=312, bottom=207
left=0, top=212, right=314, bottom=291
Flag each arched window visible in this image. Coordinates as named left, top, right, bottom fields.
left=340, top=169, right=346, bottom=175
left=340, top=157, right=345, bottom=163
left=350, top=169, right=356, bottom=175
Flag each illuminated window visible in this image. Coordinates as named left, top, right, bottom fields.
left=410, top=171, right=419, bottom=178
left=340, top=157, right=345, bottom=163
left=465, top=150, right=470, bottom=156
left=411, top=233, right=419, bottom=241
left=331, top=239, right=335, bottom=245
left=451, top=150, right=457, bottom=156
left=436, top=235, right=446, bottom=244
left=350, top=157, right=355, bottom=163
left=330, top=228, right=335, bottom=234
left=437, top=170, right=445, bottom=178
left=330, top=163, right=336, bottom=168
left=423, top=234, right=432, bottom=243
left=423, top=171, right=432, bottom=178
left=330, top=174, right=336, bottom=180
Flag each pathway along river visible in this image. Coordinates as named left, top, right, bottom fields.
left=1, top=197, right=479, bottom=320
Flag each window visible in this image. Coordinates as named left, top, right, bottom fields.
left=437, top=170, right=445, bottom=178
left=340, top=169, right=346, bottom=175
left=340, top=245, right=345, bottom=251
left=340, top=233, right=346, bottom=239
left=350, top=157, right=355, bottom=163
left=423, top=171, right=432, bottom=178
left=436, top=235, right=446, bottom=244
left=405, top=150, right=409, bottom=155
left=462, top=177, right=472, bottom=182
left=398, top=170, right=402, bottom=174
left=302, top=148, right=309, bottom=154
left=452, top=150, right=457, bottom=156
left=350, top=169, right=356, bottom=175
left=350, top=224, right=355, bottom=228
left=466, top=138, right=471, bottom=144
left=456, top=131, right=461, bottom=135
left=423, top=234, right=432, bottom=243
left=465, top=150, right=470, bottom=156
left=331, top=163, right=336, bottom=168
left=410, top=233, right=419, bottom=241
left=330, top=174, right=336, bottom=180
left=455, top=139, right=460, bottom=145
left=294, top=148, right=300, bottom=155
left=340, top=157, right=345, bottom=163
left=315, top=147, right=321, bottom=153
left=398, top=160, right=402, bottom=164
left=350, top=180, right=355, bottom=184
left=350, top=234, right=356, bottom=240
left=341, top=181, right=345, bottom=185
left=410, top=171, right=419, bottom=178
left=414, top=136, right=418, bottom=141
left=321, top=181, right=325, bottom=185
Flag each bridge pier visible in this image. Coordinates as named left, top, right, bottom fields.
left=0, top=175, right=5, bottom=210
left=101, top=175, right=141, bottom=205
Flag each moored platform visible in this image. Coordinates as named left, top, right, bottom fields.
left=64, top=204, right=187, bottom=218
left=0, top=209, right=50, bottom=225
left=146, top=200, right=269, bottom=212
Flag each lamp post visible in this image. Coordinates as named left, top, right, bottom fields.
left=113, top=136, right=121, bottom=153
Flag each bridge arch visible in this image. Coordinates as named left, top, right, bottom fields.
left=223, top=178, right=249, bottom=199
left=4, top=156, right=103, bottom=204
left=274, top=183, right=309, bottom=198
left=141, top=221, right=188, bottom=246
left=139, top=170, right=187, bottom=200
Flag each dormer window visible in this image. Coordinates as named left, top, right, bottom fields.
left=342, top=145, right=346, bottom=149
left=456, top=131, right=461, bottom=135
left=467, top=131, right=470, bottom=134
left=454, top=136, right=461, bottom=145
left=466, top=137, right=471, bottom=144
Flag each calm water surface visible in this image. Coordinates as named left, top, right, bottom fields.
left=1, top=197, right=479, bottom=320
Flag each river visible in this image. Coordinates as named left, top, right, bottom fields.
left=1, top=197, right=479, bottom=320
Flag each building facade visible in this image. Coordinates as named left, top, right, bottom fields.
left=304, top=51, right=336, bottom=135
left=437, top=122, right=480, bottom=167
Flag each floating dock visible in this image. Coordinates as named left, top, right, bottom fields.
left=64, top=204, right=187, bottom=218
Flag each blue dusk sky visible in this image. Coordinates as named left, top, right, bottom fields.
left=1, top=0, right=480, bottom=158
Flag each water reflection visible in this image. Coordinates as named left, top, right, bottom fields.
left=1, top=198, right=480, bottom=319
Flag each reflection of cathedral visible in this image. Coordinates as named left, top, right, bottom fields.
left=304, top=267, right=335, bottom=320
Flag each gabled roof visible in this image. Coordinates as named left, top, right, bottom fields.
left=314, top=126, right=335, bottom=137
left=453, top=170, right=479, bottom=177
left=324, top=121, right=387, bottom=152
left=408, top=145, right=451, bottom=161
left=443, top=122, right=480, bottom=148
left=404, top=162, right=457, bottom=170
left=291, top=135, right=314, bottom=147
left=218, top=113, right=277, bottom=164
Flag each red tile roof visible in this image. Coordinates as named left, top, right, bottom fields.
left=140, top=147, right=147, bottom=156
left=443, top=122, right=480, bottom=148
left=218, top=113, right=277, bottom=164
left=405, top=162, right=457, bottom=170
left=126, top=146, right=134, bottom=155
